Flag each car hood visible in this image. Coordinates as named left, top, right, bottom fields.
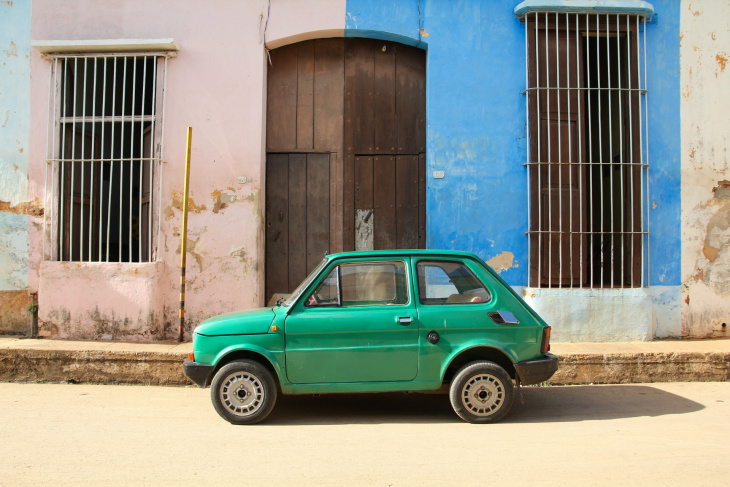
left=194, top=308, right=275, bottom=336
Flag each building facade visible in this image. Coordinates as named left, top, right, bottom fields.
left=0, top=0, right=727, bottom=341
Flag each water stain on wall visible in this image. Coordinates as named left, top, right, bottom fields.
left=0, top=290, right=28, bottom=335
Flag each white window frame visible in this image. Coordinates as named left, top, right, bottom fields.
left=37, top=41, right=175, bottom=263
left=518, top=8, right=651, bottom=289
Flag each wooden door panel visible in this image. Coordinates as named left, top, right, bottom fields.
left=373, top=156, right=396, bottom=250
left=395, top=155, right=419, bottom=249
left=266, top=153, right=330, bottom=302
left=306, top=153, right=331, bottom=271
left=354, top=156, right=374, bottom=210
left=288, top=154, right=307, bottom=289
left=313, top=40, right=344, bottom=153
left=373, top=42, right=396, bottom=154
left=296, top=42, right=315, bottom=150
left=348, top=40, right=375, bottom=155
left=266, top=38, right=426, bottom=301
left=265, top=154, right=290, bottom=300
left=266, top=47, right=297, bottom=151
left=396, top=46, right=427, bottom=155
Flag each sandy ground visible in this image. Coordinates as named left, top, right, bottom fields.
left=0, top=381, right=729, bottom=486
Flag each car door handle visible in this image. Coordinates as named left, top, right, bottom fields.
left=397, top=317, right=413, bottom=325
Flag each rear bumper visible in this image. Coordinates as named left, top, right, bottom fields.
left=514, top=352, right=559, bottom=385
left=183, top=359, right=214, bottom=388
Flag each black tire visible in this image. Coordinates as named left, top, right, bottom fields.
left=449, top=361, right=514, bottom=424
left=210, top=360, right=278, bottom=425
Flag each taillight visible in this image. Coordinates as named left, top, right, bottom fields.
left=189, top=352, right=195, bottom=362
left=540, top=326, right=551, bottom=353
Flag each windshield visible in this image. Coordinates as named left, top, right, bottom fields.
left=282, top=258, right=328, bottom=306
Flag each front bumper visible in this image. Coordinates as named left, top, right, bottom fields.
left=514, top=352, right=559, bottom=385
left=183, top=359, right=215, bottom=388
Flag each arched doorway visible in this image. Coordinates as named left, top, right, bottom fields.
left=265, top=38, right=426, bottom=303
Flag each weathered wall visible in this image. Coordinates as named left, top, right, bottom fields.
left=37, top=261, right=165, bottom=339
left=0, top=0, right=32, bottom=334
left=11, top=0, right=720, bottom=342
left=25, top=0, right=353, bottom=340
left=680, top=0, right=730, bottom=338
left=29, top=0, right=280, bottom=339
left=345, top=0, right=683, bottom=341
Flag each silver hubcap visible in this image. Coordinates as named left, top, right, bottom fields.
left=219, top=371, right=264, bottom=417
left=461, top=374, right=504, bottom=417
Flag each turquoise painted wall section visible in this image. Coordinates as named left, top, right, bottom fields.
left=0, top=0, right=31, bottom=291
left=0, top=213, right=28, bottom=289
left=345, top=0, right=425, bottom=47
left=422, top=0, right=528, bottom=285
left=345, top=0, right=681, bottom=287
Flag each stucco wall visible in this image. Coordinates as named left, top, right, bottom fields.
left=0, top=0, right=32, bottom=334
left=345, top=0, right=682, bottom=341
left=9, top=0, right=717, bottom=342
left=29, top=0, right=278, bottom=338
left=680, top=0, right=730, bottom=338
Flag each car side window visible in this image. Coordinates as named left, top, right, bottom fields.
left=416, top=260, right=491, bottom=305
left=306, top=266, right=340, bottom=307
left=306, top=261, right=408, bottom=307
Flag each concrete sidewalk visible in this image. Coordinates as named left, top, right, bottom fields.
left=0, top=336, right=728, bottom=386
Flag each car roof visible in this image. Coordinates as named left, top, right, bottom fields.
left=324, top=249, right=484, bottom=261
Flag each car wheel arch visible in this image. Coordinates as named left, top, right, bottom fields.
left=441, top=346, right=517, bottom=386
left=213, top=349, right=281, bottom=390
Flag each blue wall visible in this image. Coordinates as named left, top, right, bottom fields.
left=645, top=0, right=681, bottom=286
left=0, top=0, right=31, bottom=291
left=344, top=0, right=680, bottom=287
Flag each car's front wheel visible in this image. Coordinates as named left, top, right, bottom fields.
left=449, top=361, right=514, bottom=423
left=210, top=360, right=278, bottom=425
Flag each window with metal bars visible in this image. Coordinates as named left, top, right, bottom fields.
left=522, top=12, right=649, bottom=288
left=44, top=54, right=168, bottom=263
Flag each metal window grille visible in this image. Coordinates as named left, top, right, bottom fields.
left=522, top=12, right=649, bottom=288
left=43, top=53, right=169, bottom=263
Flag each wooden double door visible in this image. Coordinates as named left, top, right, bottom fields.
left=265, top=38, right=426, bottom=302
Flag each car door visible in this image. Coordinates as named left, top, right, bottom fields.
left=284, top=258, right=418, bottom=384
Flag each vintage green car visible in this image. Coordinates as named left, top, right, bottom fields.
left=183, top=250, right=557, bottom=424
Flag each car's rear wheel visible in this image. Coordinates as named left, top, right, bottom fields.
left=210, top=360, right=277, bottom=425
left=449, top=361, right=514, bottom=423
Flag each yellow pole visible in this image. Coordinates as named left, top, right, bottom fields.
left=179, top=127, right=192, bottom=342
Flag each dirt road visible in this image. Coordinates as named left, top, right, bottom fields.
left=1, top=382, right=728, bottom=486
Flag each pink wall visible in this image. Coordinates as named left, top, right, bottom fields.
left=29, top=0, right=344, bottom=339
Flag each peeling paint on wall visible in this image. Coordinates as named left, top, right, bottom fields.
left=716, top=53, right=727, bottom=74
left=211, top=189, right=237, bottom=213
left=176, top=236, right=205, bottom=273
left=170, top=190, right=206, bottom=213
left=681, top=2, right=730, bottom=338
left=485, top=251, right=515, bottom=274
left=3, top=40, right=17, bottom=57
left=0, top=198, right=43, bottom=217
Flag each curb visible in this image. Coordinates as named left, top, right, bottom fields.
left=0, top=349, right=190, bottom=386
left=1, top=348, right=728, bottom=386
left=551, top=352, right=730, bottom=385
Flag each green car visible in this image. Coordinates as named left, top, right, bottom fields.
left=183, top=250, right=557, bottom=424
